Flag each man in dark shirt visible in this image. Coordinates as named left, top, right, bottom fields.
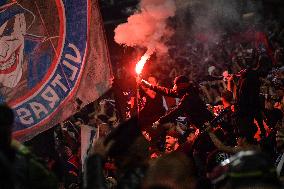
left=235, top=67, right=266, bottom=140
left=139, top=75, right=213, bottom=130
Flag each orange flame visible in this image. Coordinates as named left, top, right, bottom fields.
left=135, top=53, right=150, bottom=75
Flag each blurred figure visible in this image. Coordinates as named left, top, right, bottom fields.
left=143, top=151, right=197, bottom=189
left=210, top=150, right=282, bottom=189
left=85, top=117, right=150, bottom=189
left=0, top=150, right=14, bottom=189
left=207, top=123, right=260, bottom=155
left=0, top=104, right=15, bottom=189
left=0, top=104, right=58, bottom=189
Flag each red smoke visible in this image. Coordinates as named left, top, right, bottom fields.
left=114, top=0, right=176, bottom=55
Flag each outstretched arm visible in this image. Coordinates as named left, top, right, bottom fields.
left=203, top=122, right=239, bottom=154
left=208, top=131, right=240, bottom=154
left=141, top=79, right=178, bottom=98
left=139, top=84, right=156, bottom=99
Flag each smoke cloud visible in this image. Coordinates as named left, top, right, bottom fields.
left=114, top=0, right=176, bottom=55
left=174, top=0, right=262, bottom=44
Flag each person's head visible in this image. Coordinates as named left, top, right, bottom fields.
left=243, top=48, right=258, bottom=69
left=173, top=75, right=189, bottom=90
left=165, top=130, right=179, bottom=153
left=0, top=2, right=35, bottom=88
left=144, top=151, right=197, bottom=189
left=147, top=76, right=158, bottom=86
left=173, top=75, right=198, bottom=95
left=105, top=117, right=150, bottom=168
left=0, top=104, right=14, bottom=147
left=125, top=135, right=150, bottom=167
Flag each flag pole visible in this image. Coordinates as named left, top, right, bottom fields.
left=136, top=74, right=140, bottom=120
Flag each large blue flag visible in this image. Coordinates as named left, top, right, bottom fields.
left=0, top=0, right=112, bottom=141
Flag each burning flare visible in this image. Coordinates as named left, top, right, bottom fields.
left=135, top=54, right=149, bottom=75
left=135, top=50, right=153, bottom=75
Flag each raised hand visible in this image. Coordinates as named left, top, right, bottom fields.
left=136, top=76, right=142, bottom=84
left=152, top=121, right=160, bottom=129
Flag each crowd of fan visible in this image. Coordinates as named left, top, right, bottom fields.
left=149, top=16, right=284, bottom=88
left=80, top=16, right=284, bottom=188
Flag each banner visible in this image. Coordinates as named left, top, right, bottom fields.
left=0, top=0, right=112, bottom=141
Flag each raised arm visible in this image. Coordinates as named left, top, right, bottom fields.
left=139, top=84, right=156, bottom=99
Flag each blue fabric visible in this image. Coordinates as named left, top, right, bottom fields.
left=24, top=38, right=53, bottom=88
